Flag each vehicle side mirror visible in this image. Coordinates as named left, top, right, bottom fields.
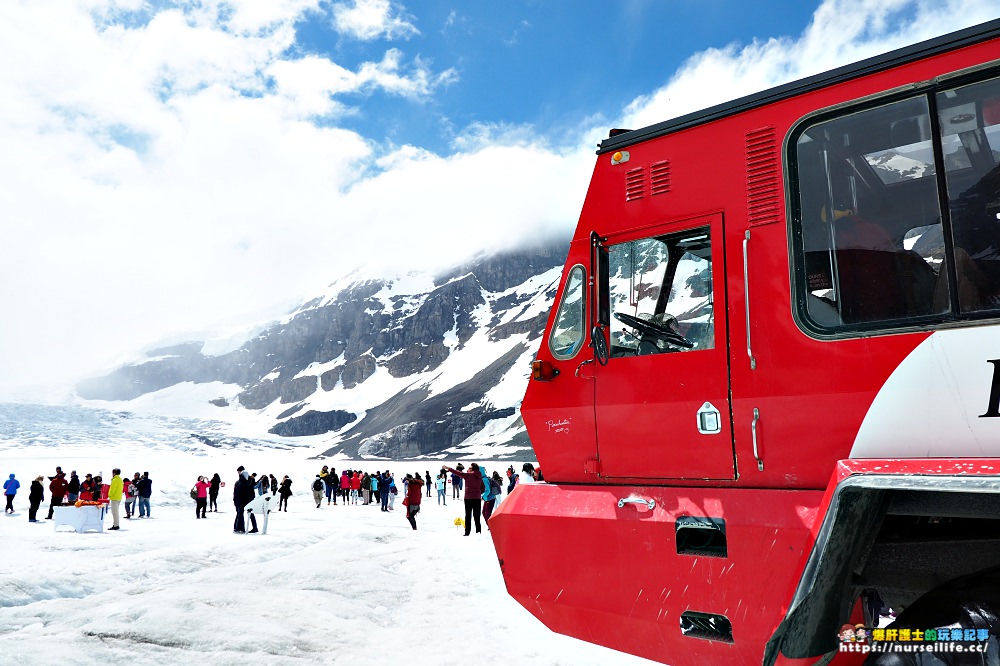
left=592, top=326, right=609, bottom=365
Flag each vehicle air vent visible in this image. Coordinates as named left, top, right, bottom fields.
left=650, top=160, right=671, bottom=195
left=745, top=126, right=780, bottom=226
left=625, top=166, right=645, bottom=202
left=680, top=611, right=734, bottom=643
left=676, top=516, right=727, bottom=557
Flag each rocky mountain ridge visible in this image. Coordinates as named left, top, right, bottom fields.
left=77, top=242, right=568, bottom=459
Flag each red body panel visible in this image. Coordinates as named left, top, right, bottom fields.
left=501, top=24, right=1000, bottom=666
left=491, top=483, right=822, bottom=665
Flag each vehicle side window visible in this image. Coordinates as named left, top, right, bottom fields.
left=936, top=76, right=1000, bottom=314
left=792, top=71, right=1000, bottom=334
left=548, top=265, right=586, bottom=359
left=793, top=96, right=947, bottom=331
left=603, top=227, right=714, bottom=357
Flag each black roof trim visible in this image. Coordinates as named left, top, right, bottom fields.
left=597, top=18, right=1000, bottom=154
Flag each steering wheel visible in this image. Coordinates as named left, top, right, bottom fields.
left=613, top=311, right=694, bottom=349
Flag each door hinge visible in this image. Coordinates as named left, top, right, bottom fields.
left=584, top=458, right=602, bottom=475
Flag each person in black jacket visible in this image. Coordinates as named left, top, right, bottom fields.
left=278, top=476, right=292, bottom=511
left=209, top=473, right=221, bottom=512
left=67, top=471, right=81, bottom=502
left=28, top=476, right=44, bottom=522
left=232, top=467, right=257, bottom=533
left=136, top=472, right=153, bottom=517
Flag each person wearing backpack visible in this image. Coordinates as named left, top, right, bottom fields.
left=311, top=475, right=324, bottom=508
left=124, top=473, right=140, bottom=519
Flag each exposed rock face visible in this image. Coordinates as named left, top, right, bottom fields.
left=268, top=410, right=357, bottom=437
left=76, top=241, right=568, bottom=458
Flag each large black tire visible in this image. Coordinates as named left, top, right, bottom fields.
left=865, top=566, right=1000, bottom=665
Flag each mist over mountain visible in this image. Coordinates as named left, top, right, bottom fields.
left=76, top=242, right=568, bottom=460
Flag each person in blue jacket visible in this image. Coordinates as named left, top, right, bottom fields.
left=4, top=473, right=20, bottom=513
left=480, top=467, right=497, bottom=523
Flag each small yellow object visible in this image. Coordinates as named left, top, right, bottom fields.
left=612, top=151, right=622, bottom=163
left=454, top=517, right=465, bottom=527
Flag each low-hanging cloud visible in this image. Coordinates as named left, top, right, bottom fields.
left=0, top=0, right=993, bottom=395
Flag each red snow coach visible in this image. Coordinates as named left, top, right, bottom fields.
left=490, top=18, right=1000, bottom=666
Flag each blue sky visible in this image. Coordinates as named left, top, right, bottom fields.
left=0, top=0, right=996, bottom=392
left=294, top=1, right=823, bottom=153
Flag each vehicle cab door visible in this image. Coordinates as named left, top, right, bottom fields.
left=594, top=213, right=736, bottom=480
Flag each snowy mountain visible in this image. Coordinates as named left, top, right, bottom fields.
left=75, top=243, right=568, bottom=460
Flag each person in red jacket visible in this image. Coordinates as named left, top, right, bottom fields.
left=443, top=463, right=484, bottom=536
left=403, top=473, right=424, bottom=530
left=45, top=472, right=68, bottom=519
left=339, top=470, right=350, bottom=505
left=349, top=471, right=362, bottom=505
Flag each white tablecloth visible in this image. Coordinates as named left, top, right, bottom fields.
left=52, top=505, right=106, bottom=533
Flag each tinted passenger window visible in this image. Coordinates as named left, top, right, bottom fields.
left=794, top=96, right=947, bottom=330
left=793, top=73, right=1000, bottom=334
left=937, top=76, right=1000, bottom=313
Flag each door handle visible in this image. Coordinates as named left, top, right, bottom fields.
left=743, top=230, right=756, bottom=370
left=575, top=358, right=594, bottom=378
left=617, top=497, right=655, bottom=510
left=751, top=407, right=764, bottom=471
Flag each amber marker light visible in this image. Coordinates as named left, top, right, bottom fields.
left=611, top=150, right=629, bottom=165
left=531, top=359, right=559, bottom=381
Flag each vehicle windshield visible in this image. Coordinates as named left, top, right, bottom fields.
left=603, top=226, right=714, bottom=357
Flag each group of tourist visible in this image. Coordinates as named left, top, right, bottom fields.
left=4, top=460, right=542, bottom=535
left=4, top=467, right=153, bottom=526
left=221, top=461, right=541, bottom=533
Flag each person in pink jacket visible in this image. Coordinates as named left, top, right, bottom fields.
left=194, top=476, right=211, bottom=519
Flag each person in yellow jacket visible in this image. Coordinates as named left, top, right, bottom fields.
left=108, top=469, right=123, bottom=531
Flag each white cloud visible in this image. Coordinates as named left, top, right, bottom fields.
left=356, top=49, right=458, bottom=99
left=622, top=0, right=1000, bottom=130
left=0, top=0, right=995, bottom=395
left=332, top=0, right=419, bottom=41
